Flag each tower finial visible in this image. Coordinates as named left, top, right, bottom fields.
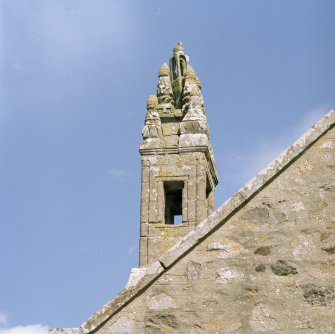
left=173, top=41, right=184, bottom=55
left=170, top=42, right=187, bottom=107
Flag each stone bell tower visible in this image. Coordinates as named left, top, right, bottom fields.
left=139, top=42, right=218, bottom=267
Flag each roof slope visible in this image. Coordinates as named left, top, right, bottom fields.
left=51, top=108, right=335, bottom=334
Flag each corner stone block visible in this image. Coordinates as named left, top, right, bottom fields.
left=164, top=135, right=179, bottom=147
left=139, top=236, right=148, bottom=266
left=141, top=166, right=150, bottom=183
left=162, top=123, right=179, bottom=136
left=187, top=199, right=196, bottom=222
left=140, top=223, right=149, bottom=237
left=196, top=200, right=208, bottom=223
left=179, top=133, right=208, bottom=148
left=187, top=180, right=197, bottom=200
left=140, top=138, right=161, bottom=150
left=140, top=183, right=149, bottom=223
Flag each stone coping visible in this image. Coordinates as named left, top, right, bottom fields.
left=52, top=108, right=335, bottom=334
left=49, top=329, right=82, bottom=334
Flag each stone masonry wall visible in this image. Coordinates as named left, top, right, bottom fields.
left=140, top=151, right=213, bottom=266
left=97, top=125, right=335, bottom=333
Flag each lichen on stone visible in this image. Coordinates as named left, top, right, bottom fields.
left=301, top=284, right=335, bottom=306
left=270, top=260, right=298, bottom=276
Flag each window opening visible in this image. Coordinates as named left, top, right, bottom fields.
left=164, top=181, right=183, bottom=225
left=174, top=215, right=182, bottom=225
left=206, top=175, right=211, bottom=200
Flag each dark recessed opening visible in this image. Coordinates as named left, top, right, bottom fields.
left=171, top=58, right=178, bottom=80
left=206, top=176, right=211, bottom=200
left=164, top=181, right=183, bottom=225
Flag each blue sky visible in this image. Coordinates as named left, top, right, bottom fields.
left=1, top=0, right=334, bottom=331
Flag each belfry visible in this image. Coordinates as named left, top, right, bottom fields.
left=139, top=42, right=218, bottom=267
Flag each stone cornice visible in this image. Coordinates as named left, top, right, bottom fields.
left=140, top=145, right=218, bottom=185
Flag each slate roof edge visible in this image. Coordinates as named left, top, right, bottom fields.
left=75, top=108, right=335, bottom=334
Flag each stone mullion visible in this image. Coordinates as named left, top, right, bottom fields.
left=196, top=157, right=207, bottom=224
left=157, top=180, right=164, bottom=224
left=148, top=164, right=159, bottom=224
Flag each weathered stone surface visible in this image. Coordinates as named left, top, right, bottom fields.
left=159, top=192, right=246, bottom=269
left=79, top=261, right=164, bottom=333
left=145, top=314, right=178, bottom=334
left=161, top=123, right=179, bottom=136
left=270, top=260, right=298, bottom=276
left=254, top=246, right=271, bottom=256
left=146, top=292, right=175, bottom=310
left=322, top=246, right=335, bottom=254
left=255, top=263, right=266, bottom=272
left=215, top=267, right=244, bottom=284
left=125, top=267, right=147, bottom=289
left=249, top=303, right=278, bottom=332
left=178, top=133, right=208, bottom=148
left=107, top=317, right=135, bottom=334
left=186, top=261, right=201, bottom=281
left=301, top=284, right=335, bottom=306
left=49, top=329, right=81, bottom=334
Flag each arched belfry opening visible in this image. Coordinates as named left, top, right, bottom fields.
left=139, top=42, right=218, bottom=267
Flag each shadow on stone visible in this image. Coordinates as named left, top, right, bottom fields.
left=255, top=264, right=266, bottom=272
left=322, top=246, right=335, bottom=254
left=254, top=246, right=271, bottom=256
left=145, top=314, right=178, bottom=333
